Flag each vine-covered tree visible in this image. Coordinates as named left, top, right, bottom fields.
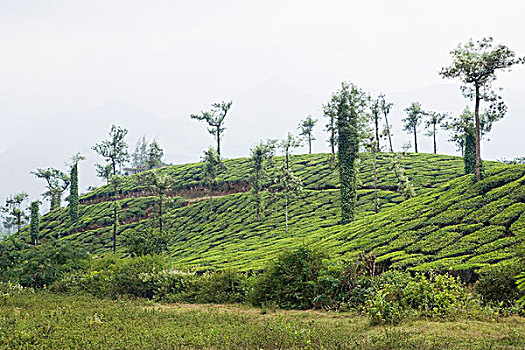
left=249, top=140, right=276, bottom=220
left=333, top=82, right=368, bottom=224
left=146, top=139, right=164, bottom=170
left=1, top=193, right=28, bottom=236
left=443, top=107, right=485, bottom=174
left=440, top=37, right=524, bottom=181
left=67, top=153, right=85, bottom=223
left=31, top=168, right=70, bottom=210
left=137, top=171, right=173, bottom=234
left=402, top=102, right=425, bottom=153
left=424, top=112, right=447, bottom=154
left=191, top=101, right=232, bottom=157
left=323, top=101, right=338, bottom=163
left=274, top=133, right=302, bottom=231
left=92, top=125, right=129, bottom=253
left=389, top=153, right=415, bottom=199
left=29, top=200, right=40, bottom=246
left=378, top=94, right=394, bottom=152
left=201, top=148, right=222, bottom=212
left=298, top=115, right=317, bottom=154
left=92, top=124, right=130, bottom=177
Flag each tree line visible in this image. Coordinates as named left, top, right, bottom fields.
left=1, top=37, right=522, bottom=250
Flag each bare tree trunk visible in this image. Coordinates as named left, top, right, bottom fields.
left=308, top=135, right=312, bottom=154
left=159, top=194, right=163, bottom=235
left=285, top=196, right=288, bottom=232
left=113, top=199, right=117, bottom=253
left=413, top=127, right=418, bottom=153
left=209, top=188, right=213, bottom=212
left=216, top=126, right=221, bottom=156
left=474, top=85, right=481, bottom=181
left=433, top=123, right=437, bottom=154
left=384, top=113, right=393, bottom=152
left=373, top=146, right=378, bottom=214
left=375, top=115, right=380, bottom=152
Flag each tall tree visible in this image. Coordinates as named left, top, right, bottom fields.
left=31, top=168, right=70, bottom=210
left=440, top=37, right=524, bottom=181
left=29, top=200, right=40, bottom=246
left=92, top=125, right=129, bottom=252
left=443, top=107, right=485, bottom=175
left=67, top=153, right=85, bottom=223
left=191, top=101, right=233, bottom=156
left=137, top=171, right=173, bottom=234
left=146, top=139, right=164, bottom=170
left=333, top=82, right=368, bottom=224
left=366, top=100, right=382, bottom=214
left=424, top=112, right=447, bottom=154
left=275, top=133, right=302, bottom=232
left=95, top=163, right=113, bottom=184
left=370, top=97, right=382, bottom=153
left=402, top=102, right=425, bottom=153
left=201, top=148, right=222, bottom=213
left=249, top=140, right=276, bottom=220
left=298, top=115, right=317, bottom=154
left=323, top=101, right=338, bottom=163
left=378, top=94, right=394, bottom=152
left=388, top=153, right=415, bottom=199
left=131, top=135, right=149, bottom=169
left=92, top=124, right=130, bottom=178
left=1, top=193, right=28, bottom=236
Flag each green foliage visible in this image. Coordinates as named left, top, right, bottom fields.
left=195, top=269, right=249, bottom=304
left=0, top=240, right=88, bottom=289
left=475, top=261, right=525, bottom=306
left=68, top=154, right=85, bottom=223
left=92, top=124, right=130, bottom=177
left=249, top=140, right=276, bottom=219
left=334, top=82, right=368, bottom=223
left=146, top=139, right=164, bottom=169
left=298, top=115, right=317, bottom=154
left=191, top=101, right=232, bottom=156
left=123, top=228, right=170, bottom=257
left=403, top=102, right=425, bottom=153
left=1, top=192, right=29, bottom=235
left=32, top=167, right=70, bottom=210
left=366, top=271, right=472, bottom=325
left=29, top=201, right=40, bottom=246
left=250, top=247, right=325, bottom=309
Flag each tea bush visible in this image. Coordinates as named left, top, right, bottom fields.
left=475, top=260, right=525, bottom=306
left=250, top=247, right=325, bottom=309
left=366, top=271, right=473, bottom=324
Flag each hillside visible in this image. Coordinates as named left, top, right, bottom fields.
left=23, top=153, right=466, bottom=248
left=16, top=152, right=523, bottom=276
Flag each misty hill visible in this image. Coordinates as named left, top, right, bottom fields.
left=12, top=152, right=523, bottom=278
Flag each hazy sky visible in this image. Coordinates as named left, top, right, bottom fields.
left=1, top=0, right=524, bottom=154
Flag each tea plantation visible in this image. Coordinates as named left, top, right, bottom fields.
left=17, top=152, right=523, bottom=275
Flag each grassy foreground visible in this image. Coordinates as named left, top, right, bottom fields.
left=1, top=293, right=525, bottom=349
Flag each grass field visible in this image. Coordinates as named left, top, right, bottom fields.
left=1, top=292, right=524, bottom=349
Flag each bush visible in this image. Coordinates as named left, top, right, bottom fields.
left=195, top=269, right=249, bottom=303
left=123, top=228, right=170, bottom=256
left=475, top=261, right=525, bottom=306
left=366, top=271, right=473, bottom=325
left=314, top=258, right=374, bottom=310
left=250, top=247, right=325, bottom=309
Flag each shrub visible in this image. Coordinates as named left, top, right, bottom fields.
left=314, top=258, right=374, bottom=310
left=476, top=261, right=525, bottom=306
left=122, top=228, right=170, bottom=256
left=518, top=272, right=525, bottom=308
left=250, top=247, right=325, bottom=309
left=195, top=269, right=249, bottom=303
left=366, top=271, right=473, bottom=325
